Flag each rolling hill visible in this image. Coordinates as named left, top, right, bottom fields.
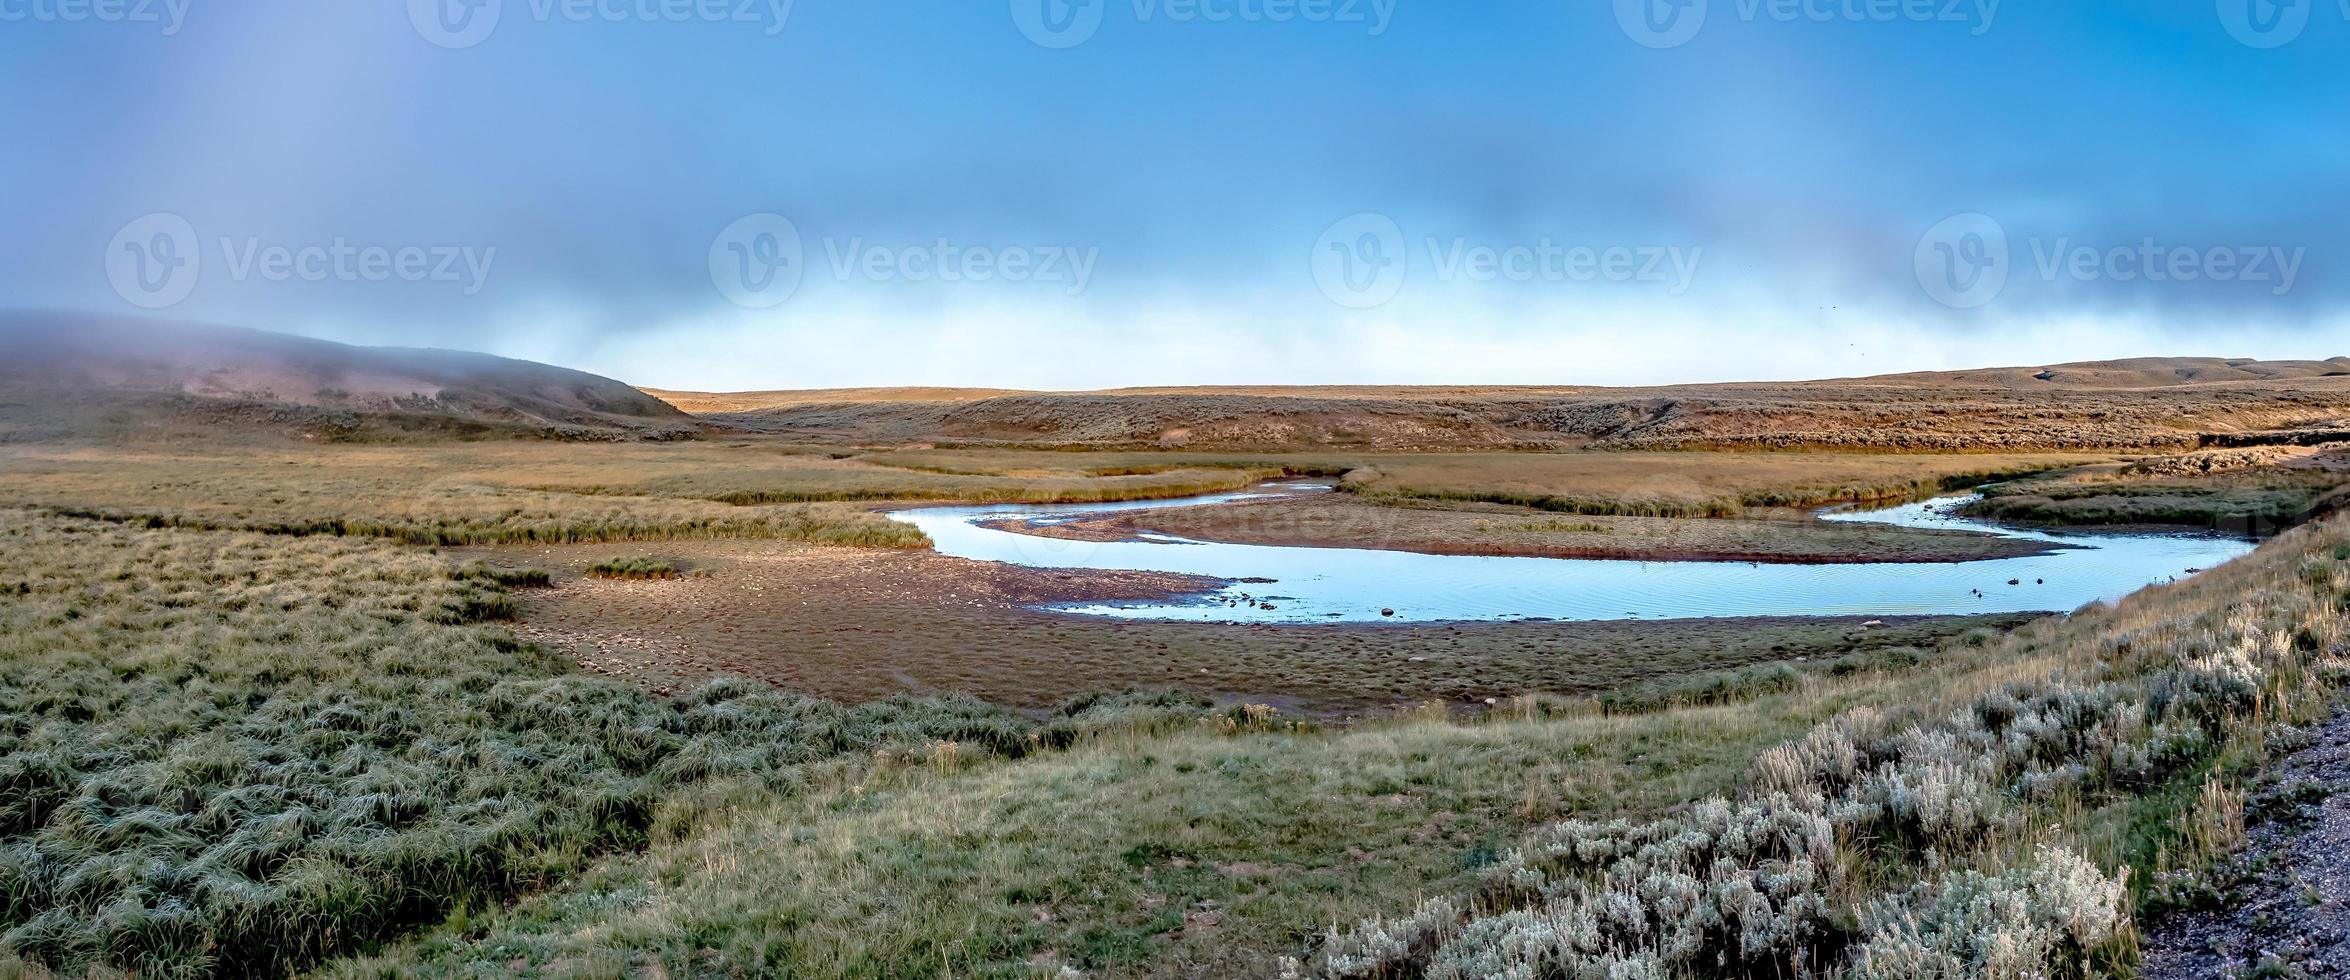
left=652, top=357, right=2350, bottom=452
left=0, top=312, right=699, bottom=442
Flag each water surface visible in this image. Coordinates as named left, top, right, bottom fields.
left=890, top=485, right=2256, bottom=624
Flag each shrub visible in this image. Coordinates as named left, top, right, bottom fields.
left=0, top=515, right=1038, bottom=978
left=1852, top=846, right=2126, bottom=979
left=1298, top=514, right=2350, bottom=978
left=1292, top=796, right=1839, bottom=978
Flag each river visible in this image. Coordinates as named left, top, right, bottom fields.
left=888, top=484, right=2258, bottom=624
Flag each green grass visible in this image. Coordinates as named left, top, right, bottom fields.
left=1970, top=481, right=2329, bottom=531
left=3, top=437, right=2342, bottom=977
left=331, top=696, right=1845, bottom=978
left=585, top=557, right=679, bottom=580
left=0, top=511, right=1047, bottom=978
left=1336, top=453, right=2098, bottom=518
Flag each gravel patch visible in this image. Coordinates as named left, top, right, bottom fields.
left=2145, top=708, right=2350, bottom=979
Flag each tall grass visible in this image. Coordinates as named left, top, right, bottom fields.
left=585, top=557, right=679, bottom=580
left=1968, top=467, right=2338, bottom=532
left=35, top=501, right=930, bottom=550
left=1337, top=454, right=2098, bottom=518
left=0, top=511, right=1040, bottom=978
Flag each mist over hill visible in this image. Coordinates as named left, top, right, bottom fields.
left=0, top=313, right=699, bottom=442
left=9, top=314, right=2345, bottom=453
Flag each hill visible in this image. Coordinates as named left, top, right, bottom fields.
left=661, top=357, right=2350, bottom=452
left=0, top=313, right=700, bottom=442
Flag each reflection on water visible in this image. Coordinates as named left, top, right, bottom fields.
left=889, top=485, right=2259, bottom=624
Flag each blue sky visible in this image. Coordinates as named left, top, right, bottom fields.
left=5, top=1, right=2346, bottom=389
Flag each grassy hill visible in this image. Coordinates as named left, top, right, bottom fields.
left=0, top=313, right=700, bottom=443
left=654, top=357, right=2350, bottom=452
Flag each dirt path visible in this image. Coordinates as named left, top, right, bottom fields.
left=2144, top=708, right=2350, bottom=978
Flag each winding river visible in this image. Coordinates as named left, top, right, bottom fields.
left=889, top=484, right=2259, bottom=624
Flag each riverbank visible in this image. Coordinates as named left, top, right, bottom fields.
left=1967, top=454, right=2350, bottom=533
left=454, top=537, right=2028, bottom=714
left=980, top=490, right=2060, bottom=564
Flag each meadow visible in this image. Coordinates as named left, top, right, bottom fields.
left=683, top=360, right=2350, bottom=453
left=0, top=512, right=1048, bottom=978
left=0, top=429, right=2341, bottom=977
left=1968, top=456, right=2349, bottom=533
left=1324, top=451, right=2106, bottom=518
left=322, top=506, right=2350, bottom=978
left=0, top=441, right=2105, bottom=558
left=0, top=442, right=1303, bottom=552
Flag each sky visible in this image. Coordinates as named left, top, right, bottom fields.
left=4, top=0, right=2347, bottom=390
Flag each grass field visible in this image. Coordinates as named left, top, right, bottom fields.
left=1970, top=459, right=2347, bottom=533
left=678, top=358, right=2350, bottom=452
left=0, top=442, right=2104, bottom=559
left=0, top=511, right=1047, bottom=978
left=0, top=445, right=929, bottom=548
left=3, top=424, right=2344, bottom=977
left=321, top=510, right=2350, bottom=978
left=1330, top=451, right=2106, bottom=517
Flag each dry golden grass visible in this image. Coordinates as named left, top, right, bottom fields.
left=0, top=442, right=1289, bottom=550
left=1336, top=450, right=2106, bottom=516
left=1971, top=458, right=2348, bottom=532
left=688, top=358, right=2350, bottom=452
left=0, top=445, right=924, bottom=548
left=0, top=442, right=2109, bottom=557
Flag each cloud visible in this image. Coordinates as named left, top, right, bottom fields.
left=360, top=281, right=2350, bottom=391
